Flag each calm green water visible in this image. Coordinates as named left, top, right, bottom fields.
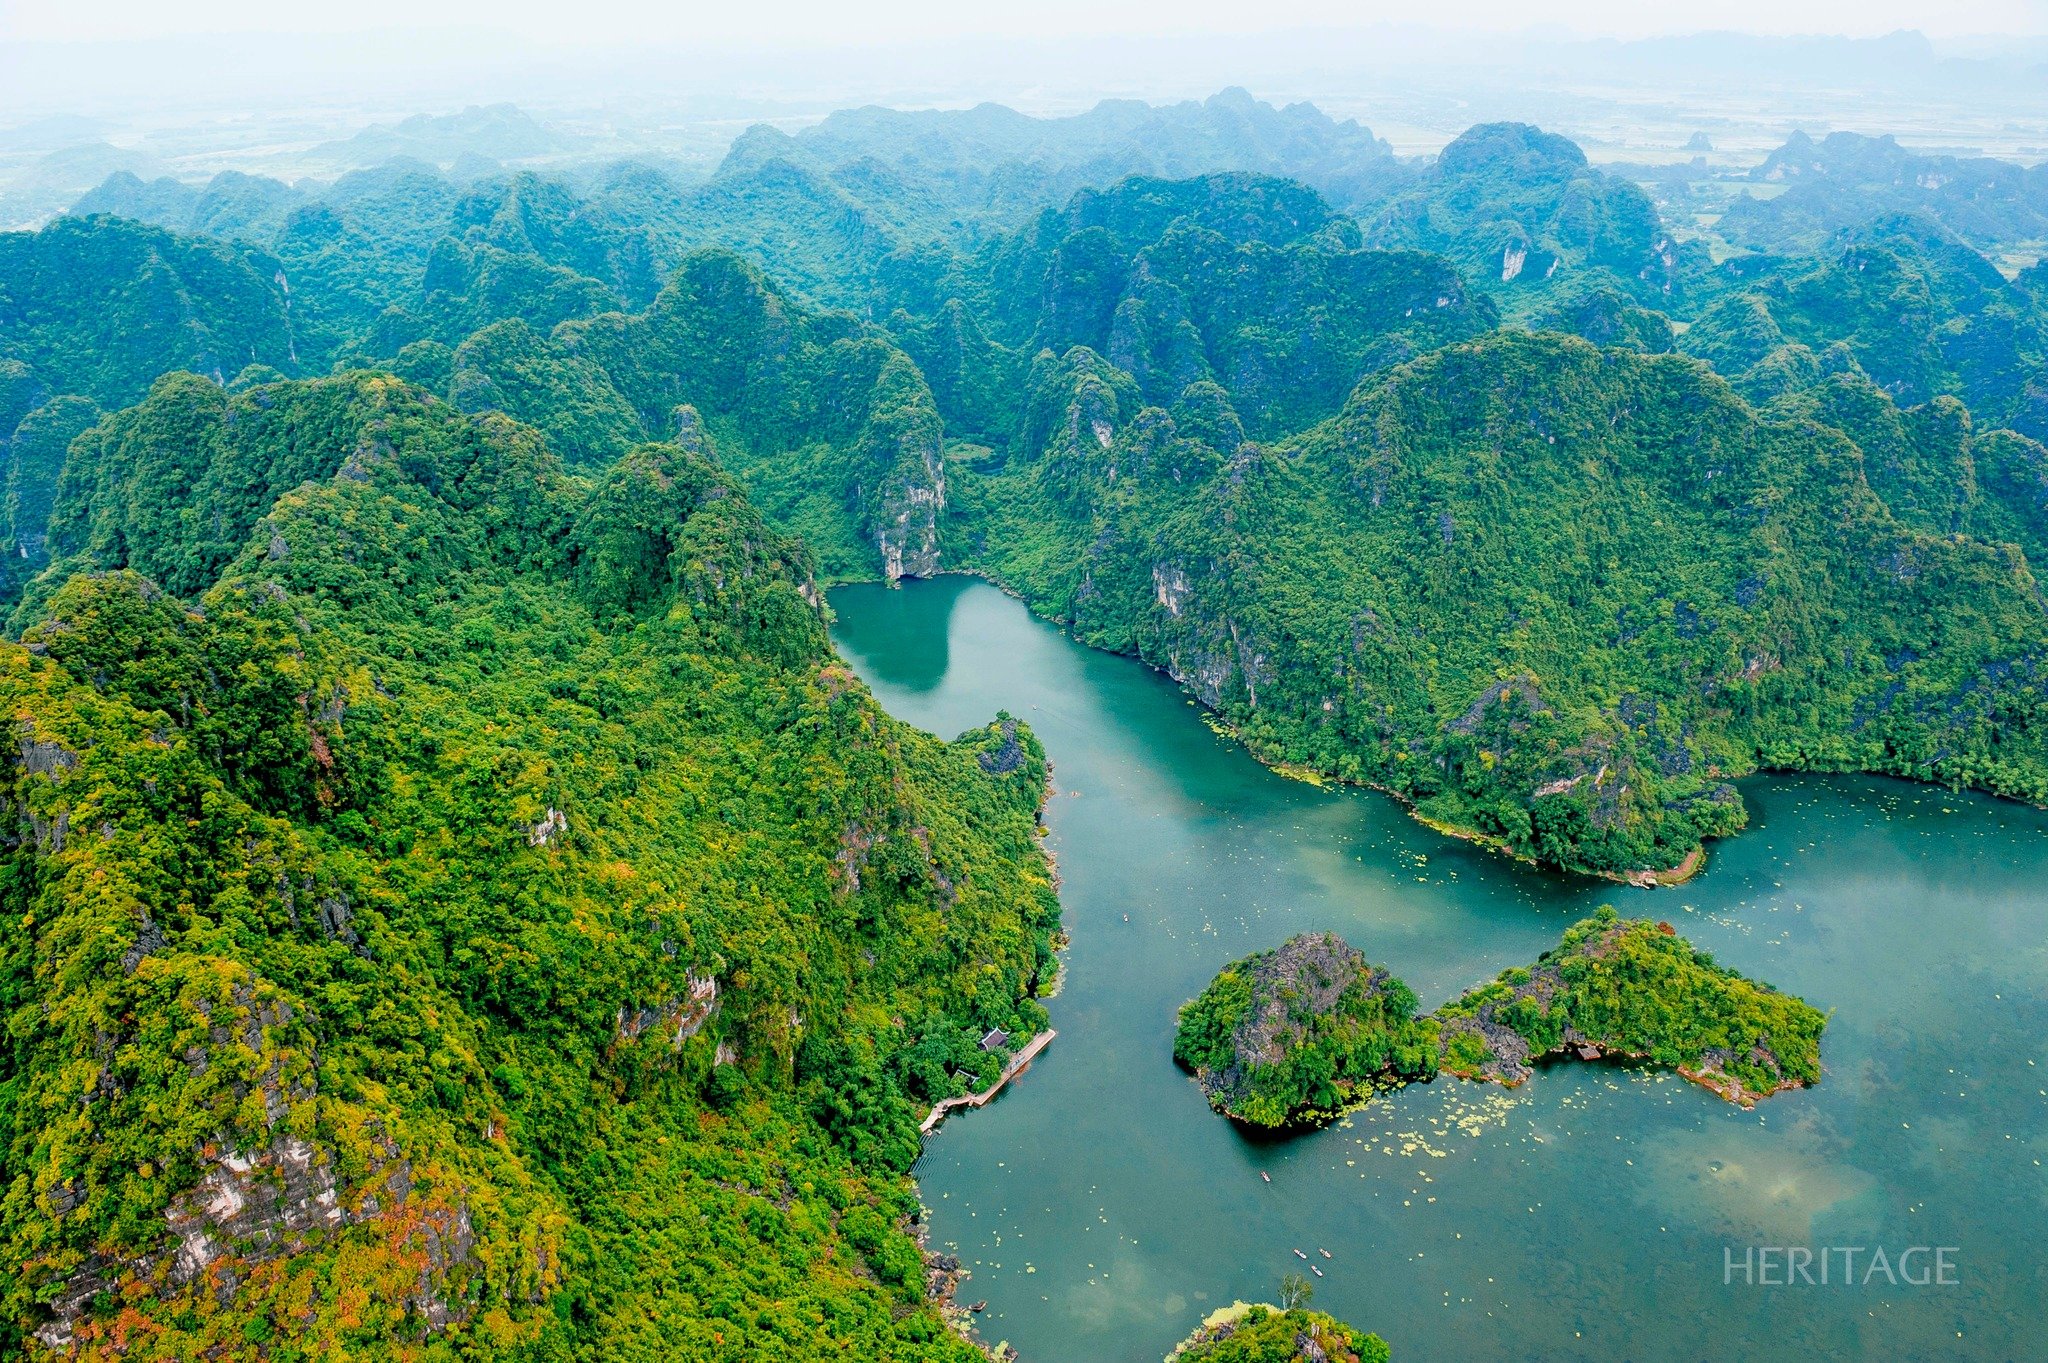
left=830, top=577, right=2048, bottom=1363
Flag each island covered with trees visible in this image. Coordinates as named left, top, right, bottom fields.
left=1174, top=909, right=1827, bottom=1128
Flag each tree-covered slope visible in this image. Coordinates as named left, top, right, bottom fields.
left=1434, top=907, right=1827, bottom=1104
left=363, top=172, right=661, bottom=354
left=1358, top=123, right=1701, bottom=312
left=1755, top=372, right=2048, bottom=565
left=948, top=329, right=2048, bottom=876
left=382, top=249, right=951, bottom=580
left=69, top=170, right=309, bottom=246
left=1176, top=910, right=1825, bottom=1128
left=882, top=173, right=1495, bottom=444
left=1, top=394, right=100, bottom=600
left=0, top=215, right=297, bottom=407
left=0, top=216, right=312, bottom=590
left=1171, top=933, right=1435, bottom=1127
left=62, top=162, right=640, bottom=376
left=0, top=373, right=1060, bottom=1360
left=1679, top=218, right=2048, bottom=442
left=624, top=135, right=923, bottom=312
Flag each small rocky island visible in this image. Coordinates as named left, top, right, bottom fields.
left=1170, top=932, right=1438, bottom=1127
left=1166, top=1303, right=1389, bottom=1363
left=1433, top=907, right=1827, bottom=1106
left=1175, top=909, right=1826, bottom=1128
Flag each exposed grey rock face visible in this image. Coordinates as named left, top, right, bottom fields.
left=832, top=820, right=879, bottom=895
left=975, top=719, right=1026, bottom=776
left=1198, top=933, right=1381, bottom=1106
left=528, top=806, right=569, bottom=846
left=868, top=365, right=949, bottom=581
left=875, top=428, right=947, bottom=581
left=671, top=403, right=709, bottom=454
left=119, top=906, right=166, bottom=973
left=1140, top=561, right=1275, bottom=712
left=12, top=729, right=82, bottom=852
left=162, top=1133, right=346, bottom=1289
left=615, top=970, right=720, bottom=1051
left=877, top=479, right=945, bottom=580
left=19, top=735, right=78, bottom=775
left=33, top=980, right=482, bottom=1352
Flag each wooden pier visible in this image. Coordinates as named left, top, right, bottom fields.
left=918, top=1030, right=1057, bottom=1134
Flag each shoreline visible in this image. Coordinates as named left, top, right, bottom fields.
left=834, top=566, right=2048, bottom=889
left=918, top=1029, right=1058, bottom=1134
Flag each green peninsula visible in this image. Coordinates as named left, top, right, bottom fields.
left=1174, top=908, right=1826, bottom=1128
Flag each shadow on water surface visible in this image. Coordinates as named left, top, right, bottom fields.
left=827, top=573, right=965, bottom=693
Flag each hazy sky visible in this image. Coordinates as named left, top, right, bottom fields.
left=7, top=0, right=2048, bottom=44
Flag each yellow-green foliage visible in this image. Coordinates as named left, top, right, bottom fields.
left=1435, top=907, right=1828, bottom=1097
left=0, top=373, right=1059, bottom=1360
left=1167, top=1304, right=1390, bottom=1363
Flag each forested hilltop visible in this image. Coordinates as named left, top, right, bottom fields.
left=949, top=328, right=2048, bottom=876
left=14, top=104, right=2048, bottom=881
left=1, top=91, right=2046, bottom=1357
left=0, top=373, right=1060, bottom=1359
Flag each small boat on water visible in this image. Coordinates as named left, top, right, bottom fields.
left=1310, top=1265, right=1325, bottom=1278
left=969, top=1302, right=987, bottom=1313
left=1260, top=1171, right=1270, bottom=1183
left=1318, top=1248, right=1332, bottom=1259
left=1292, top=1248, right=1308, bottom=1260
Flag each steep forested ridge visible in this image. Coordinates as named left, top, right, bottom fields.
left=0, top=374, right=1059, bottom=1359
left=1357, top=123, right=1703, bottom=312
left=0, top=215, right=296, bottom=407
left=1680, top=218, right=2048, bottom=443
left=61, top=89, right=1410, bottom=325
left=3, top=93, right=2047, bottom=1359
left=948, top=329, right=2048, bottom=875
left=21, top=118, right=2048, bottom=882
left=881, top=173, right=1494, bottom=444
left=388, top=249, right=953, bottom=580
left=784, top=87, right=1410, bottom=216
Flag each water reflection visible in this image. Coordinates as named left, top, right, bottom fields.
left=826, top=572, right=962, bottom=693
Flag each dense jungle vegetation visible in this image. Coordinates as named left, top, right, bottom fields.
left=1175, top=910, right=1826, bottom=1129
left=0, top=374, right=1059, bottom=1359
left=1170, top=933, right=1436, bottom=1128
left=0, top=88, right=2042, bottom=1358
left=1432, top=906, right=1828, bottom=1103
left=953, top=326, right=2048, bottom=875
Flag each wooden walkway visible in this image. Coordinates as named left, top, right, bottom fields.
left=918, top=1030, right=1056, bottom=1134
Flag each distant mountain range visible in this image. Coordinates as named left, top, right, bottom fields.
left=1719, top=130, right=2048, bottom=254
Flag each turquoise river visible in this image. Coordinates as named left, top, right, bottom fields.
left=829, top=576, right=2048, bottom=1363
